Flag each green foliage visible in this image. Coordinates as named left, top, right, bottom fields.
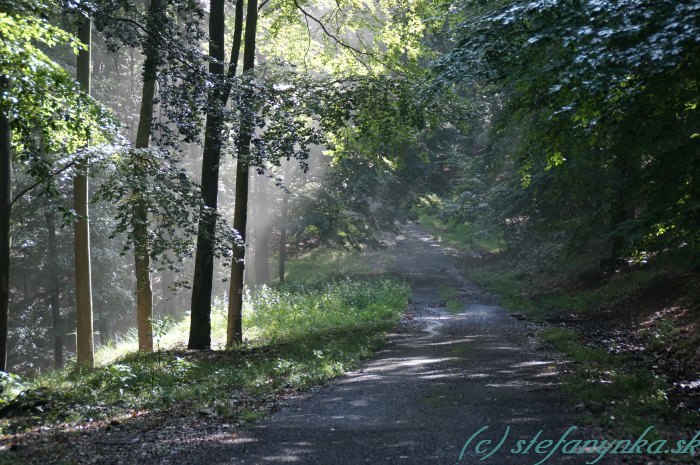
left=246, top=279, right=411, bottom=343
left=1, top=9, right=115, bottom=206
left=437, top=284, right=458, bottom=300
left=0, top=277, right=409, bottom=433
left=281, top=246, right=395, bottom=285
left=91, top=0, right=208, bottom=145
left=93, top=147, right=234, bottom=270
left=445, top=299, right=462, bottom=314
left=0, top=372, right=27, bottom=403
left=285, top=75, right=447, bottom=252
left=260, top=0, right=438, bottom=75
left=640, top=317, right=682, bottom=353
left=416, top=206, right=501, bottom=254
left=429, top=0, right=700, bottom=265
left=463, top=245, right=664, bottom=322
left=541, top=328, right=610, bottom=365
left=538, top=327, right=678, bottom=435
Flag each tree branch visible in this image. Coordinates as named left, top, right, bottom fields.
left=291, top=0, right=400, bottom=74
left=11, top=159, right=78, bottom=206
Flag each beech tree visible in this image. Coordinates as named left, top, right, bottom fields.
left=431, top=0, right=700, bottom=266
left=188, top=0, right=244, bottom=350
left=0, top=5, right=111, bottom=371
left=74, top=15, right=95, bottom=368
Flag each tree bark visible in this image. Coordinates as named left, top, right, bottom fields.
left=227, top=0, right=258, bottom=347
left=607, top=155, right=632, bottom=272
left=160, top=267, right=175, bottom=317
left=131, top=0, right=169, bottom=353
left=278, top=163, right=289, bottom=285
left=44, top=202, right=63, bottom=368
left=75, top=17, right=95, bottom=368
left=133, top=75, right=155, bottom=353
left=0, top=75, right=12, bottom=372
left=254, top=175, right=270, bottom=285
left=278, top=195, right=288, bottom=285
left=188, top=0, right=243, bottom=350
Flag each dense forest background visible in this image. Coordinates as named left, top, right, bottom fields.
left=1, top=1, right=700, bottom=459
left=2, top=0, right=700, bottom=371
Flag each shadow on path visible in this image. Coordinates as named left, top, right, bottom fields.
left=171, top=224, right=580, bottom=465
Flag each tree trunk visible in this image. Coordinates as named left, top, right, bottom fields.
left=227, top=0, right=258, bottom=347
left=130, top=0, right=170, bottom=353
left=44, top=202, right=63, bottom=368
left=0, top=75, right=12, bottom=372
left=279, top=197, right=288, bottom=285
left=188, top=0, right=243, bottom=350
left=132, top=198, right=153, bottom=353
left=607, top=156, right=631, bottom=272
left=75, top=17, right=95, bottom=368
left=254, top=175, right=270, bottom=285
left=133, top=81, right=154, bottom=353
left=22, top=268, right=28, bottom=301
left=160, top=267, right=175, bottom=317
left=278, top=164, right=289, bottom=284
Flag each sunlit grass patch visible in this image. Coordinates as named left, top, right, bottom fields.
left=446, top=299, right=463, bottom=314
left=0, top=278, right=411, bottom=434
left=539, top=327, right=681, bottom=436
left=415, top=207, right=500, bottom=254
left=437, top=284, right=458, bottom=300
left=281, top=247, right=394, bottom=285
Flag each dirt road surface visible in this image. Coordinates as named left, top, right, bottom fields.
left=171, top=224, right=580, bottom=465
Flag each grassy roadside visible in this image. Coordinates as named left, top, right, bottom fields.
left=417, top=213, right=700, bottom=439
left=0, top=249, right=410, bottom=438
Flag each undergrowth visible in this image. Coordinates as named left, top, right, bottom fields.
left=0, top=278, right=411, bottom=434
left=418, top=211, right=698, bottom=438
left=540, top=327, right=679, bottom=435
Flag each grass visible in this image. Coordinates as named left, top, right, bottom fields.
left=437, top=284, right=458, bottom=300
left=539, top=326, right=682, bottom=436
left=446, top=299, right=463, bottom=314
left=470, top=262, right=687, bottom=435
left=415, top=206, right=500, bottom=254
left=417, top=210, right=698, bottom=438
left=0, top=276, right=411, bottom=434
left=280, top=246, right=394, bottom=285
left=466, top=262, right=664, bottom=322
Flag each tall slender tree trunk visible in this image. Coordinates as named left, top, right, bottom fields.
left=75, top=17, right=95, bottom=368
left=133, top=73, right=156, bottom=354
left=188, top=0, right=244, bottom=349
left=160, top=267, right=175, bottom=317
left=278, top=163, right=289, bottom=284
left=0, top=75, right=12, bottom=372
left=132, top=197, right=153, bottom=353
left=254, top=175, right=270, bottom=285
left=131, top=0, right=169, bottom=353
left=44, top=202, right=63, bottom=368
left=278, top=195, right=288, bottom=285
left=227, top=0, right=258, bottom=347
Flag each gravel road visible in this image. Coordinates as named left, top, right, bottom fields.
left=174, top=224, right=580, bottom=465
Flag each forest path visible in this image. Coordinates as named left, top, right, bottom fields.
left=176, top=223, right=579, bottom=465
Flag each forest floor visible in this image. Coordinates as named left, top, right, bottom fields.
left=4, top=223, right=697, bottom=464
left=162, top=223, right=588, bottom=465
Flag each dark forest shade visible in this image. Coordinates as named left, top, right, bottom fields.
left=0, top=75, right=12, bottom=372
left=74, top=17, right=95, bottom=368
left=227, top=0, right=258, bottom=347
left=188, top=0, right=244, bottom=350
